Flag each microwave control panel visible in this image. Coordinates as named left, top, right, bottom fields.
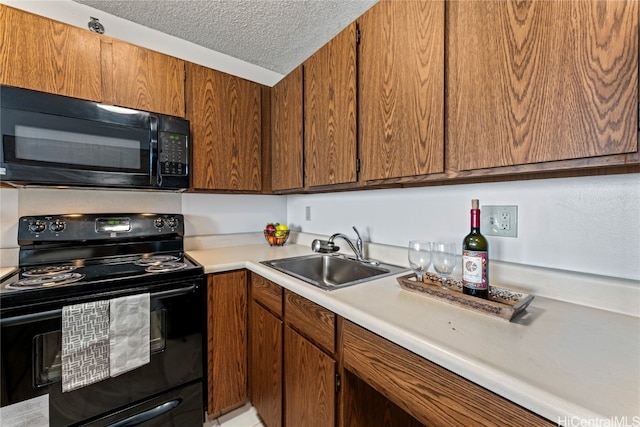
left=159, top=132, right=188, bottom=176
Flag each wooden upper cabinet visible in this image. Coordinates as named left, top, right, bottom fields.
left=0, top=5, right=102, bottom=101
left=187, top=62, right=262, bottom=191
left=358, top=0, right=445, bottom=182
left=271, top=65, right=304, bottom=191
left=0, top=5, right=186, bottom=116
left=447, top=0, right=638, bottom=171
left=101, top=39, right=185, bottom=117
left=304, top=23, right=357, bottom=188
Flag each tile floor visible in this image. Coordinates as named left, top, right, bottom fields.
left=204, top=403, right=265, bottom=427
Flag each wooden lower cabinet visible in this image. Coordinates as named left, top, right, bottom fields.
left=284, top=326, right=336, bottom=427
left=250, top=273, right=284, bottom=427
left=248, top=276, right=552, bottom=426
left=342, top=371, right=424, bottom=427
left=341, top=320, right=554, bottom=427
left=250, top=300, right=283, bottom=427
left=249, top=274, right=338, bottom=427
left=207, top=271, right=248, bottom=417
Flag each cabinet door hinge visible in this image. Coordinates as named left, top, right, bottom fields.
left=335, top=372, right=341, bottom=393
left=356, top=158, right=361, bottom=173
left=356, top=27, right=361, bottom=45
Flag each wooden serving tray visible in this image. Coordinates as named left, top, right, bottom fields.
left=396, top=272, right=534, bottom=321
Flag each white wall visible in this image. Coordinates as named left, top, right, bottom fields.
left=0, top=188, right=287, bottom=243
left=0, top=188, right=19, bottom=264
left=287, top=174, right=640, bottom=281
left=0, top=187, right=177, bottom=265
left=2, top=174, right=639, bottom=281
left=0, top=187, right=286, bottom=265
left=181, top=193, right=287, bottom=236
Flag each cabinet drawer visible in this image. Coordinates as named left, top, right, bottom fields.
left=251, top=273, right=283, bottom=318
left=342, top=321, right=553, bottom=427
left=284, top=290, right=335, bottom=355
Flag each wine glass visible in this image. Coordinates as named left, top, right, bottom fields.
left=432, top=242, right=456, bottom=289
left=408, top=241, right=431, bottom=282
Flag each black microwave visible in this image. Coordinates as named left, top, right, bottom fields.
left=0, top=85, right=190, bottom=191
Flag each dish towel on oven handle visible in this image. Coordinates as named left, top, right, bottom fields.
left=109, top=293, right=150, bottom=377
left=61, top=300, right=110, bottom=392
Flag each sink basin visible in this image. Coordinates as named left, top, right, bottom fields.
left=261, top=254, right=407, bottom=290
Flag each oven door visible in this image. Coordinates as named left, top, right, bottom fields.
left=0, top=280, right=204, bottom=427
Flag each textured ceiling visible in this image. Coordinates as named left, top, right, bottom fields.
left=73, top=0, right=378, bottom=76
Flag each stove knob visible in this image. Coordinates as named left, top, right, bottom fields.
left=49, top=220, right=66, bottom=233
left=154, top=218, right=165, bottom=229
left=167, top=217, right=179, bottom=229
left=29, top=220, right=46, bottom=233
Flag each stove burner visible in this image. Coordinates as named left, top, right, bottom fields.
left=134, top=255, right=180, bottom=266
left=23, top=265, right=77, bottom=277
left=145, top=262, right=187, bottom=273
left=8, top=272, right=85, bottom=289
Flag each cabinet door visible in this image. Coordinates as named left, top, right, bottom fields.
left=187, top=62, right=263, bottom=191
left=342, top=321, right=554, bottom=426
left=358, top=0, right=444, bottom=182
left=271, top=66, right=304, bottom=191
left=284, top=326, right=336, bottom=427
left=250, top=301, right=283, bottom=427
left=0, top=5, right=102, bottom=101
left=207, top=271, right=248, bottom=416
left=447, top=0, right=638, bottom=171
left=102, top=39, right=186, bottom=117
left=304, top=23, right=357, bottom=188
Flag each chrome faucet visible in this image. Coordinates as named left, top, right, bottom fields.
left=312, top=226, right=366, bottom=262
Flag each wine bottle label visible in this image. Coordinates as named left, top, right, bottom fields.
left=462, top=250, right=488, bottom=290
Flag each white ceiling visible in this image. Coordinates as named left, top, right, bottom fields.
left=72, top=0, right=378, bottom=76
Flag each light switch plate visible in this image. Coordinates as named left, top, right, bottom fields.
left=481, top=205, right=518, bottom=238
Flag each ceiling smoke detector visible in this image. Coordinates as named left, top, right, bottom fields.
left=88, top=17, right=104, bottom=34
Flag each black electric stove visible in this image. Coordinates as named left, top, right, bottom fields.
left=0, top=213, right=206, bottom=426
left=1, top=213, right=203, bottom=313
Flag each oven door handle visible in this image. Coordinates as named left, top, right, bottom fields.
left=105, top=398, right=182, bottom=427
left=0, top=284, right=198, bottom=327
left=0, top=308, right=61, bottom=326
left=151, top=283, right=197, bottom=299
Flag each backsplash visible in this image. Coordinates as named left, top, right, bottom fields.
left=287, top=174, right=640, bottom=282
left=2, top=173, right=639, bottom=283
left=0, top=187, right=286, bottom=267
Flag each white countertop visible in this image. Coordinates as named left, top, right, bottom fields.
left=0, top=267, right=17, bottom=280
left=188, top=241, right=640, bottom=425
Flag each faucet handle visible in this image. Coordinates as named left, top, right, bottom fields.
left=352, top=226, right=363, bottom=253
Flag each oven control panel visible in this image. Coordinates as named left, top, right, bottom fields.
left=18, top=213, right=183, bottom=243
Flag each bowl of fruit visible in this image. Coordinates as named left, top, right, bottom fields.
left=264, top=223, right=290, bottom=246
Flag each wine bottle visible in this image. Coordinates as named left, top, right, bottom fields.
left=462, top=199, right=489, bottom=299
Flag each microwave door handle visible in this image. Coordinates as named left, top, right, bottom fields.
left=149, top=116, right=162, bottom=187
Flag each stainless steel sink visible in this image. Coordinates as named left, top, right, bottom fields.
left=261, top=253, right=407, bottom=290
